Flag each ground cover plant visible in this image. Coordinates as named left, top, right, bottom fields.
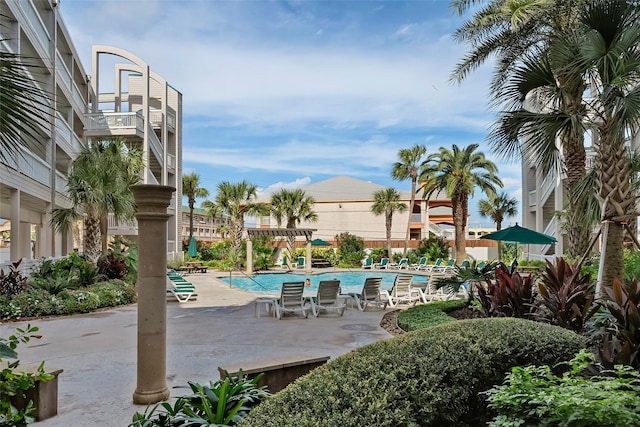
left=397, top=299, right=466, bottom=331
left=486, top=350, right=640, bottom=427
left=240, top=318, right=585, bottom=427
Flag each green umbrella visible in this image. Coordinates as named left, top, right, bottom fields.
left=310, top=238, right=332, bottom=246
left=480, top=223, right=556, bottom=262
left=187, top=237, right=198, bottom=258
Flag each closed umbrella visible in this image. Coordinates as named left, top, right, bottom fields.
left=187, top=237, right=198, bottom=258
left=480, top=223, right=556, bottom=261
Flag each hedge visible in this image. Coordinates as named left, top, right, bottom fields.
left=240, top=318, right=586, bottom=427
left=397, top=299, right=467, bottom=331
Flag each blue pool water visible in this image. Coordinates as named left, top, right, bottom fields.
left=219, top=271, right=429, bottom=295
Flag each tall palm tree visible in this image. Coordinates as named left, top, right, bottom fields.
left=270, top=188, right=318, bottom=262
left=391, top=145, right=427, bottom=256
left=215, top=180, right=266, bottom=253
left=479, top=191, right=518, bottom=260
left=51, top=138, right=143, bottom=259
left=452, top=0, right=591, bottom=258
left=0, top=47, right=50, bottom=161
left=371, top=188, right=408, bottom=259
left=421, top=144, right=502, bottom=263
left=182, top=172, right=209, bottom=244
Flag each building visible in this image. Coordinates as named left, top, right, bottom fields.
left=256, top=176, right=454, bottom=249
left=0, top=0, right=182, bottom=263
left=181, top=206, right=226, bottom=244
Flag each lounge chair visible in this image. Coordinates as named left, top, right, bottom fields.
left=273, top=281, right=309, bottom=319
left=385, top=275, right=421, bottom=307
left=375, top=258, right=390, bottom=269
left=308, top=280, right=346, bottom=317
left=295, top=256, right=306, bottom=269
left=389, top=258, right=409, bottom=270
left=348, top=277, right=388, bottom=311
left=419, top=258, right=443, bottom=272
left=433, top=258, right=456, bottom=273
left=460, top=260, right=470, bottom=269
left=362, top=257, right=374, bottom=269
left=166, top=277, right=197, bottom=302
left=410, top=257, right=427, bottom=270
left=415, top=273, right=454, bottom=303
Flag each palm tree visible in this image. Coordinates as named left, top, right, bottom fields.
left=421, top=144, right=502, bottom=263
left=371, top=188, right=408, bottom=259
left=51, top=138, right=143, bottom=259
left=391, top=145, right=427, bottom=256
left=0, top=48, right=50, bottom=162
left=270, top=189, right=318, bottom=262
left=479, top=191, right=518, bottom=260
left=215, top=180, right=266, bottom=253
left=182, top=172, right=209, bottom=243
left=451, top=0, right=591, bottom=258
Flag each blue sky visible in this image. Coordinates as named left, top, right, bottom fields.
left=61, top=0, right=522, bottom=227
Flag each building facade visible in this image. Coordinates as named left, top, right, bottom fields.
left=181, top=206, right=226, bottom=244
left=0, top=0, right=182, bottom=263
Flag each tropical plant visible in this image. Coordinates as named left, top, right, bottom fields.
left=421, top=144, right=502, bottom=263
left=486, top=350, right=640, bottom=427
left=479, top=191, right=518, bottom=260
left=215, top=181, right=267, bottom=253
left=270, top=188, right=318, bottom=264
left=434, top=260, right=497, bottom=304
left=476, top=263, right=536, bottom=318
left=537, top=257, right=597, bottom=333
left=600, top=277, right=640, bottom=370
left=0, top=260, right=26, bottom=298
left=130, top=373, right=270, bottom=427
left=335, top=232, right=365, bottom=267
left=50, top=138, right=143, bottom=259
left=452, top=0, right=592, bottom=258
left=370, top=187, right=408, bottom=260
left=415, top=233, right=450, bottom=261
left=182, top=172, right=210, bottom=243
left=391, top=145, right=427, bottom=257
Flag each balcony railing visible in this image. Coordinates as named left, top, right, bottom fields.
left=150, top=110, right=163, bottom=127
left=18, top=1, right=50, bottom=58
left=85, top=111, right=143, bottom=132
left=55, top=170, right=68, bottom=193
left=529, top=190, right=537, bottom=207
left=17, top=147, right=50, bottom=186
left=55, top=50, right=87, bottom=111
left=55, top=113, right=84, bottom=156
left=410, top=213, right=422, bottom=223
left=107, top=214, right=137, bottom=232
left=167, top=111, right=176, bottom=131
left=167, top=153, right=176, bottom=170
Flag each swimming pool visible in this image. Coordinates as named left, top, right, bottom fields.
left=218, top=271, right=430, bottom=295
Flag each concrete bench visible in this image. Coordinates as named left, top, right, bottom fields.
left=4, top=363, right=63, bottom=421
left=218, top=354, right=329, bottom=392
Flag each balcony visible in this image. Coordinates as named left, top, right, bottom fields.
left=84, top=111, right=144, bottom=136
left=17, top=1, right=50, bottom=60
left=55, top=113, right=84, bottom=156
left=0, top=145, right=51, bottom=187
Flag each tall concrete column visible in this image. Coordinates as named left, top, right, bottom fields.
left=131, top=184, right=175, bottom=405
left=306, top=240, right=312, bottom=273
left=10, top=189, right=20, bottom=261
left=246, top=238, right=253, bottom=274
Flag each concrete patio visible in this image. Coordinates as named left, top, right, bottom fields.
left=3, top=272, right=393, bottom=426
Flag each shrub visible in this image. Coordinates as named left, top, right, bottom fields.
left=538, top=257, right=598, bottom=333
left=476, top=263, right=536, bottom=318
left=97, top=252, right=128, bottom=281
left=599, top=277, right=640, bottom=369
left=486, top=350, right=640, bottom=427
left=335, top=232, right=365, bottom=267
left=240, top=318, right=585, bottom=427
left=59, top=289, right=100, bottom=314
left=397, top=299, right=467, bottom=331
left=10, top=289, right=66, bottom=318
left=0, top=260, right=27, bottom=297
left=90, top=280, right=136, bottom=307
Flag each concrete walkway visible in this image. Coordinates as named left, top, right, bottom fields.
left=2, top=272, right=393, bottom=426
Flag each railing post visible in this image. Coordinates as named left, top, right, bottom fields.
left=131, top=184, right=175, bottom=405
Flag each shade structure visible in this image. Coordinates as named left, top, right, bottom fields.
left=310, top=238, right=332, bottom=246
left=480, top=223, right=557, bottom=245
left=187, top=236, right=198, bottom=258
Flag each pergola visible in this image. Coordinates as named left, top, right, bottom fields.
left=245, top=228, right=317, bottom=274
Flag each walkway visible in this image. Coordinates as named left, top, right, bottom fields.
left=3, top=272, right=392, bottom=426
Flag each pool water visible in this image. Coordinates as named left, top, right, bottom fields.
left=218, top=271, right=429, bottom=295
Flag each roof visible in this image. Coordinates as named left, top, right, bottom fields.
left=182, top=206, right=208, bottom=216
left=296, top=176, right=405, bottom=201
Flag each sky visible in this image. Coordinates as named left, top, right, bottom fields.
left=60, top=0, right=522, bottom=227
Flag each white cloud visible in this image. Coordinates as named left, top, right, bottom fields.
left=258, top=177, right=312, bottom=195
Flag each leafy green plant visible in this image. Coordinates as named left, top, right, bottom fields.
left=476, top=263, right=536, bottom=318
left=9, top=290, right=66, bottom=318
left=434, top=260, right=497, bottom=303
left=486, top=350, right=640, bottom=427
left=335, top=232, right=365, bottom=267
left=600, top=278, right=640, bottom=370
left=415, top=232, right=450, bottom=260
left=130, top=373, right=270, bottom=427
left=0, top=260, right=27, bottom=297
left=397, top=299, right=467, bottom=331
left=538, top=257, right=598, bottom=333
left=0, top=325, right=53, bottom=427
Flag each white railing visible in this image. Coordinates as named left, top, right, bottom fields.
left=107, top=214, right=137, bottom=232
left=167, top=153, right=176, bottom=170
left=146, top=170, right=159, bottom=184
left=167, top=111, right=176, bottom=131
left=85, top=111, right=143, bottom=132
left=18, top=1, right=50, bottom=57
left=55, top=113, right=84, bottom=156
left=0, top=145, right=19, bottom=169
left=529, top=190, right=537, bottom=207
left=150, top=110, right=163, bottom=127
left=71, top=82, right=86, bottom=112
left=539, top=172, right=555, bottom=205
left=410, top=213, right=422, bottom=223
left=55, top=51, right=72, bottom=91
left=147, top=122, right=164, bottom=164
left=55, top=170, right=67, bottom=193
left=18, top=147, right=50, bottom=186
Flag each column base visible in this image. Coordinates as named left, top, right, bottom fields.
left=133, top=386, right=170, bottom=405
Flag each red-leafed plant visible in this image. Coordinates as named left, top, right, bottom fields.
left=476, top=263, right=536, bottom=318
left=538, top=257, right=598, bottom=333
left=600, top=278, right=640, bottom=370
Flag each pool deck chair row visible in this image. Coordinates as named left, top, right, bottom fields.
left=274, top=281, right=309, bottom=319
left=385, top=274, right=421, bottom=307
left=308, top=280, right=346, bottom=317
left=347, top=277, right=388, bottom=311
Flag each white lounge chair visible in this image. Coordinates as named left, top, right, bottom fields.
left=410, top=257, right=428, bottom=270
left=295, top=256, right=306, bottom=269
left=362, top=257, right=374, bottom=269
left=274, top=281, right=309, bottom=319
left=389, top=258, right=409, bottom=270
left=309, top=280, right=346, bottom=317
left=419, top=258, right=443, bottom=272
left=348, top=277, right=388, bottom=311
left=166, top=277, right=197, bottom=302
left=415, top=273, right=455, bottom=303
left=385, top=274, right=421, bottom=307
left=375, top=258, right=390, bottom=269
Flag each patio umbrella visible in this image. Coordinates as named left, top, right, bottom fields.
left=310, top=238, right=332, bottom=246
left=480, top=223, right=556, bottom=261
left=187, top=236, right=198, bottom=258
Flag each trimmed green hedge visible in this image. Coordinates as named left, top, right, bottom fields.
left=397, top=299, right=467, bottom=331
left=240, top=318, right=586, bottom=427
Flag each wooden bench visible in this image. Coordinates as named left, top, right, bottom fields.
left=4, top=363, right=63, bottom=421
left=218, top=354, right=329, bottom=392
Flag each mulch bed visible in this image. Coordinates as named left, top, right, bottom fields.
left=379, top=305, right=485, bottom=335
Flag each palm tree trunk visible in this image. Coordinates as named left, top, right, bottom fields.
left=100, top=213, right=109, bottom=254
left=188, top=202, right=195, bottom=242
left=386, top=213, right=393, bottom=259
left=404, top=177, right=416, bottom=257
left=453, top=197, right=467, bottom=263
left=84, top=215, right=101, bottom=261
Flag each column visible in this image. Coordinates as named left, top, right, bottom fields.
left=246, top=238, right=253, bottom=274
left=10, top=189, right=20, bottom=261
left=305, top=240, right=312, bottom=273
left=131, top=184, right=175, bottom=405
